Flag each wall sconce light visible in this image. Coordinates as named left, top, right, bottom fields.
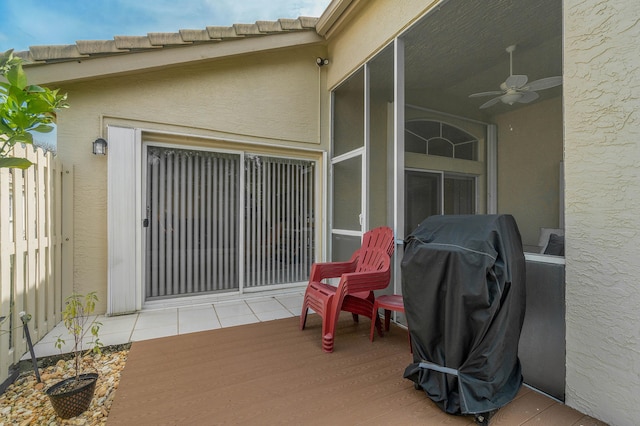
left=316, top=57, right=329, bottom=67
left=93, top=138, right=108, bottom=155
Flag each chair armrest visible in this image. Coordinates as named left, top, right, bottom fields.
left=340, top=268, right=391, bottom=294
left=309, top=258, right=358, bottom=282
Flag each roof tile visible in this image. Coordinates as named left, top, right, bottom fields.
left=148, top=32, right=193, bottom=46
left=18, top=17, right=320, bottom=64
left=76, top=40, right=124, bottom=54
left=206, top=26, right=241, bottom=39
left=278, top=18, right=304, bottom=30
left=178, top=29, right=213, bottom=42
left=114, top=36, right=159, bottom=50
left=299, top=17, right=319, bottom=28
left=233, top=23, right=262, bottom=36
left=256, top=21, right=283, bottom=33
left=29, top=45, right=86, bottom=61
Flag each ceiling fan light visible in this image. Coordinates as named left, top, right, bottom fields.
left=501, top=92, right=523, bottom=105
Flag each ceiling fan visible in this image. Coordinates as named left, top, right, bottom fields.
left=469, top=45, right=562, bottom=109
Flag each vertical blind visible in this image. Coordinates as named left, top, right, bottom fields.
left=145, top=147, right=240, bottom=298
left=244, top=155, right=315, bottom=287
left=145, top=146, right=315, bottom=300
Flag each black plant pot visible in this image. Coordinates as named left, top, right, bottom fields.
left=45, top=372, right=98, bottom=419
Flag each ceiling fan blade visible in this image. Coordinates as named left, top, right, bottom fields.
left=518, top=91, right=540, bottom=104
left=469, top=90, right=504, bottom=98
left=505, top=74, right=528, bottom=89
left=479, top=96, right=502, bottom=109
left=525, top=76, right=563, bottom=91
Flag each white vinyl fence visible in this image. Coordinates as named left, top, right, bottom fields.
left=0, top=146, right=66, bottom=387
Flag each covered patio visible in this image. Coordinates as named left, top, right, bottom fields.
left=106, top=312, right=604, bottom=425
left=2, top=0, right=637, bottom=423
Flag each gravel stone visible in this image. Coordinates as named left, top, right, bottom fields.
left=0, top=347, right=129, bottom=425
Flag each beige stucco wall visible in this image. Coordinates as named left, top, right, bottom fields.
left=494, top=97, right=563, bottom=247
left=51, top=44, right=327, bottom=313
left=564, top=1, right=640, bottom=424
left=325, top=0, right=440, bottom=90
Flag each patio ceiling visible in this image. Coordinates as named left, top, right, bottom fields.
left=397, top=0, right=563, bottom=121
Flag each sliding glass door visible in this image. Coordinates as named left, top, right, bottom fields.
left=144, top=145, right=315, bottom=301
left=405, top=170, right=476, bottom=235
left=243, top=155, right=315, bottom=288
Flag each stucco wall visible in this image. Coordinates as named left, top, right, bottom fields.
left=325, top=0, right=440, bottom=89
left=494, top=97, right=563, bottom=247
left=52, top=45, right=326, bottom=313
left=564, top=1, right=640, bottom=424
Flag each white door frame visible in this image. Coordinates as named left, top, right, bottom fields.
left=393, top=37, right=405, bottom=294
left=107, top=126, right=324, bottom=313
left=140, top=142, right=246, bottom=303
left=329, top=63, right=371, bottom=251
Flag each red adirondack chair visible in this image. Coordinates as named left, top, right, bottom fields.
left=299, top=226, right=395, bottom=352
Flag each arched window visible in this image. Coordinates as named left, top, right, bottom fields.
left=405, top=120, right=478, bottom=161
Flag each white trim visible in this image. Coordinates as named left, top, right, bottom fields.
left=134, top=128, right=143, bottom=311
left=328, top=91, right=335, bottom=259
left=406, top=104, right=492, bottom=126
left=316, top=0, right=358, bottom=37
left=321, top=151, right=328, bottom=262
left=525, top=253, right=565, bottom=265
left=107, top=126, right=140, bottom=315
left=393, top=37, right=405, bottom=294
left=140, top=142, right=245, bottom=303
left=331, top=229, right=362, bottom=237
left=119, top=123, right=326, bottom=155
left=387, top=102, right=395, bottom=234
left=139, top=285, right=306, bottom=311
left=331, top=147, right=364, bottom=164
left=143, top=140, right=244, bottom=156
left=329, top=75, right=366, bottom=248
left=404, top=168, right=479, bottom=216
left=559, top=161, right=564, bottom=229
left=238, top=152, right=246, bottom=294
left=362, top=62, right=371, bottom=232
left=106, top=126, right=325, bottom=312
left=487, top=124, right=498, bottom=214
left=140, top=142, right=149, bottom=303
left=140, top=139, right=319, bottom=306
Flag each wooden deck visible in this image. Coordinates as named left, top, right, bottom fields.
left=108, top=314, right=606, bottom=425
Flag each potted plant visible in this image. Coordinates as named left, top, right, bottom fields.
left=45, top=292, right=103, bottom=419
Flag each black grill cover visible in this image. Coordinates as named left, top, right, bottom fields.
left=402, top=214, right=526, bottom=415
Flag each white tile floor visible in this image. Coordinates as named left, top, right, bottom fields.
left=25, top=290, right=305, bottom=360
